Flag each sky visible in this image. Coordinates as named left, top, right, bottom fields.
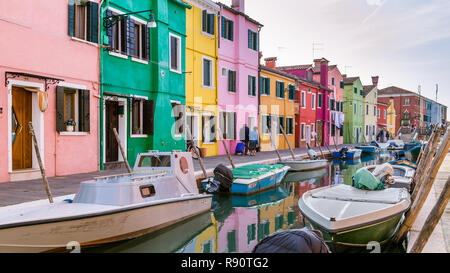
left=221, top=0, right=450, bottom=110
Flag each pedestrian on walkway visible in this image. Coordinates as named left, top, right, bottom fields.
left=249, top=127, right=259, bottom=156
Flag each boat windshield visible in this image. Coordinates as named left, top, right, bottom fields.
left=137, top=155, right=171, bottom=168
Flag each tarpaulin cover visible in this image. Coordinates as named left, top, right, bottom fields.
left=352, top=168, right=385, bottom=191
left=231, top=164, right=284, bottom=179
left=253, top=228, right=330, bottom=253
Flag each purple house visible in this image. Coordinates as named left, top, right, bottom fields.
left=217, top=0, right=263, bottom=155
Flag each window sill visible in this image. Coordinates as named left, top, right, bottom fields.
left=170, top=68, right=182, bottom=74
left=71, top=37, right=98, bottom=47
left=201, top=32, right=215, bottom=39
left=202, top=85, right=215, bottom=90
left=59, top=132, right=88, bottom=136
left=109, top=51, right=129, bottom=59
left=131, top=57, right=148, bottom=65
left=130, top=134, right=148, bottom=138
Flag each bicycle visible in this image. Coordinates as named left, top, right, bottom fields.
left=186, top=139, right=200, bottom=160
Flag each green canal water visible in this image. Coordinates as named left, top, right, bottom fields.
left=85, top=152, right=405, bottom=253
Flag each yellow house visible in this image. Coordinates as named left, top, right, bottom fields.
left=184, top=0, right=220, bottom=157
left=387, top=98, right=396, bottom=136
left=259, top=60, right=296, bottom=152
left=362, top=81, right=378, bottom=142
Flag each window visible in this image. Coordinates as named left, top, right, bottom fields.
left=354, top=87, right=357, bottom=94
left=374, top=106, right=377, bottom=116
left=360, top=90, right=363, bottom=96
left=202, top=57, right=213, bottom=88
left=276, top=81, right=285, bottom=98
left=360, top=104, right=362, bottom=115
left=132, top=99, right=144, bottom=135
left=248, top=30, right=258, bottom=50
left=260, top=77, right=270, bottom=95
left=228, top=70, right=236, bottom=92
left=247, top=224, right=256, bottom=245
left=327, top=96, right=330, bottom=110
left=308, top=88, right=311, bottom=93
left=202, top=115, right=217, bottom=143
left=248, top=75, right=256, bottom=96
left=366, top=104, right=369, bottom=115
left=340, top=123, right=344, bottom=136
left=331, top=99, right=335, bottom=111
left=288, top=85, right=295, bottom=100
left=340, top=81, right=344, bottom=89
left=384, top=110, right=387, bottom=119
left=301, top=91, right=306, bottom=108
left=278, top=116, right=284, bottom=134
left=56, top=86, right=90, bottom=132
left=354, top=103, right=356, bottom=114
left=171, top=102, right=185, bottom=136
left=318, top=93, right=322, bottom=108
left=286, top=117, right=294, bottom=135
left=312, top=94, right=316, bottom=109
left=170, top=34, right=181, bottom=73
left=222, top=67, right=228, bottom=77
left=404, top=98, right=410, bottom=106
left=219, top=112, right=236, bottom=140
left=110, top=12, right=127, bottom=54
left=128, top=20, right=150, bottom=61
left=311, top=123, right=315, bottom=140
left=301, top=123, right=306, bottom=140
left=68, top=1, right=98, bottom=43
left=332, top=77, right=335, bottom=86
left=221, top=17, right=234, bottom=41
left=202, top=10, right=215, bottom=35
left=331, top=124, right=336, bottom=137
left=377, top=108, right=380, bottom=118
left=262, top=115, right=271, bottom=135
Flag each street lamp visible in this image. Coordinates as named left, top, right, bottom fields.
left=103, top=9, right=157, bottom=29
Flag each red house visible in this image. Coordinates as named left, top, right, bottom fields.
left=295, top=79, right=320, bottom=148
left=377, top=102, right=389, bottom=130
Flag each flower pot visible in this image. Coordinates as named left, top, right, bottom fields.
left=199, top=147, right=207, bottom=158
left=66, top=125, right=74, bottom=132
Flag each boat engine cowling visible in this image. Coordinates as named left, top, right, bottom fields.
left=213, top=164, right=234, bottom=192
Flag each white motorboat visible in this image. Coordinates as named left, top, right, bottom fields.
left=364, top=164, right=415, bottom=191
left=280, top=159, right=328, bottom=172
left=0, top=152, right=212, bottom=253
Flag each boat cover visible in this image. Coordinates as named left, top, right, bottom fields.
left=232, top=164, right=284, bottom=179
left=352, top=168, right=384, bottom=191
left=252, top=228, right=330, bottom=253
left=312, top=185, right=405, bottom=204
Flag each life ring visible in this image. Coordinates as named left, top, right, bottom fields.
left=39, top=91, right=48, bottom=112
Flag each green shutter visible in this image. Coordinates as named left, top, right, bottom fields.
left=259, top=77, right=263, bottom=94
left=266, top=78, right=270, bottom=95
left=229, top=20, right=234, bottom=41
left=143, top=100, right=154, bottom=135
left=56, top=86, right=65, bottom=132
left=208, top=13, right=215, bottom=35
left=221, top=16, right=226, bottom=38
left=88, top=2, right=98, bottom=43
left=202, top=10, right=207, bottom=32
left=248, top=30, right=252, bottom=48
left=78, top=90, right=90, bottom=132
left=68, top=3, right=75, bottom=37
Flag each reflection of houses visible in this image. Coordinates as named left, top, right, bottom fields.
left=217, top=208, right=258, bottom=253
left=177, top=213, right=218, bottom=253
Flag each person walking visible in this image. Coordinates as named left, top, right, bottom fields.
left=249, top=127, right=259, bottom=156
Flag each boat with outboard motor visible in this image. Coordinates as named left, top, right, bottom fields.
left=355, top=145, right=380, bottom=154
left=333, top=147, right=362, bottom=160
left=0, top=151, right=212, bottom=253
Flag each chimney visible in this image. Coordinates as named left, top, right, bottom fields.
left=342, top=74, right=347, bottom=78
left=320, top=58, right=329, bottom=89
left=264, top=57, right=277, bottom=69
left=313, top=59, right=321, bottom=68
left=372, top=76, right=379, bottom=86
left=231, top=0, right=245, bottom=13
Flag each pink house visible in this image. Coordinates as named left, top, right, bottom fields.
left=217, top=208, right=258, bottom=253
left=0, top=0, right=100, bottom=182
left=325, top=65, right=344, bottom=146
left=217, top=0, right=262, bottom=155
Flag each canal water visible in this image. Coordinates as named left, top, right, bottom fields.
left=86, top=151, right=405, bottom=253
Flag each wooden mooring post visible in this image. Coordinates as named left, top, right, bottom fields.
left=280, top=125, right=296, bottom=160
left=409, top=175, right=450, bottom=253
left=218, top=128, right=236, bottom=169
left=28, top=122, right=53, bottom=204
left=113, top=128, right=132, bottom=174
left=393, top=127, right=450, bottom=243
left=270, top=132, right=283, bottom=162
left=186, top=126, right=208, bottom=179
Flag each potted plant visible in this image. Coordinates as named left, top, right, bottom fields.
left=65, top=118, right=76, bottom=132
left=133, top=127, right=141, bottom=134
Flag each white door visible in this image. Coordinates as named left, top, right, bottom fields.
left=306, top=125, right=311, bottom=145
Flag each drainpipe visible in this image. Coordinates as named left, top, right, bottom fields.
left=257, top=26, right=262, bottom=145
left=98, top=0, right=105, bottom=170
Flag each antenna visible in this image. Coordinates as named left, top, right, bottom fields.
left=436, top=84, right=438, bottom=101
left=312, top=42, right=324, bottom=59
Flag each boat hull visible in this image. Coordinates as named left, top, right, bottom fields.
left=333, top=149, right=362, bottom=159
left=280, top=160, right=328, bottom=172
left=0, top=196, right=212, bottom=253
left=356, top=146, right=380, bottom=154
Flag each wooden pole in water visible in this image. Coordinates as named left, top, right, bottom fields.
left=411, top=127, right=442, bottom=201
left=409, top=175, right=450, bottom=253
left=218, top=128, right=236, bottom=169
left=393, top=127, right=450, bottom=243
left=186, top=126, right=207, bottom=179
left=280, top=125, right=296, bottom=160
left=315, top=137, right=325, bottom=159
left=28, top=122, right=53, bottom=204
left=113, top=128, right=132, bottom=174
left=270, top=131, right=283, bottom=162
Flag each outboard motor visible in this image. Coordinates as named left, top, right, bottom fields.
left=213, top=164, right=234, bottom=192
left=307, top=149, right=318, bottom=160
left=252, top=228, right=330, bottom=253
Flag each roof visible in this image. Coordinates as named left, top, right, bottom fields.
left=378, top=86, right=416, bottom=96
left=362, top=85, right=377, bottom=97
left=343, top=77, right=360, bottom=85
left=377, top=101, right=389, bottom=107
left=260, top=65, right=298, bottom=81
left=277, top=64, right=312, bottom=71
left=217, top=2, right=264, bottom=27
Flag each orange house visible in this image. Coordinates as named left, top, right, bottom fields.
left=259, top=58, right=296, bottom=152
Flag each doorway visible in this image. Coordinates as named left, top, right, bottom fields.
left=105, top=100, right=119, bottom=162
left=11, top=87, right=32, bottom=170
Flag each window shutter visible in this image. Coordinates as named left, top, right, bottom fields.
left=248, top=75, right=251, bottom=96
left=276, top=82, right=279, bottom=97
left=202, top=116, right=206, bottom=142
left=121, top=18, right=128, bottom=55
left=208, top=13, right=215, bottom=35
left=56, top=86, right=65, bottom=132
left=202, top=10, right=207, bottom=32
left=210, top=116, right=217, bottom=142
left=145, top=27, right=150, bottom=60
left=266, top=78, right=270, bottom=95
left=248, top=30, right=251, bottom=49
left=68, top=3, right=75, bottom=37
left=221, top=17, right=226, bottom=38
left=254, top=32, right=258, bottom=50
left=143, top=100, right=154, bottom=135
left=252, top=77, right=256, bottom=96
left=127, top=18, right=135, bottom=57
left=106, top=10, right=113, bottom=46
left=88, top=2, right=98, bottom=43
left=78, top=90, right=90, bottom=132
left=259, top=77, right=263, bottom=94
left=229, top=21, right=234, bottom=41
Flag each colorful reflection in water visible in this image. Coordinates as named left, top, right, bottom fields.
left=86, top=152, right=400, bottom=253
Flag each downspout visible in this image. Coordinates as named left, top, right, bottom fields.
left=257, top=25, right=261, bottom=146
left=98, top=0, right=105, bottom=170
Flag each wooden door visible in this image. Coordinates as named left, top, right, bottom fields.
left=12, top=87, right=32, bottom=170
left=105, top=100, right=119, bottom=162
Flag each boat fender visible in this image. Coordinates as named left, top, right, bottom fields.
left=63, top=199, right=73, bottom=203
left=213, top=164, right=234, bottom=192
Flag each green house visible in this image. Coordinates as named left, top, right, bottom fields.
left=99, top=0, right=190, bottom=169
left=343, top=77, right=364, bottom=144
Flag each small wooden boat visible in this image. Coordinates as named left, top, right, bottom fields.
left=280, top=159, right=328, bottom=172
left=333, top=148, right=362, bottom=159
left=0, top=152, right=212, bottom=253
left=298, top=184, right=411, bottom=249
left=388, top=158, right=418, bottom=170
left=388, top=140, right=405, bottom=150
left=202, top=164, right=290, bottom=196
left=355, top=145, right=380, bottom=154
left=282, top=168, right=328, bottom=183
left=363, top=164, right=415, bottom=191
left=371, top=141, right=390, bottom=150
